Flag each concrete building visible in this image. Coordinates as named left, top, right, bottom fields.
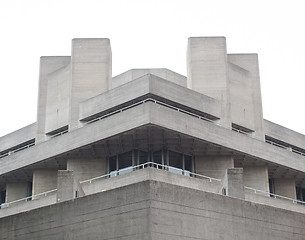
left=0, top=37, right=305, bottom=239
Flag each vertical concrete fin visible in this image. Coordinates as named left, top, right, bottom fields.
left=223, top=168, right=245, bottom=199
left=36, top=56, right=71, bottom=143
left=57, top=170, right=74, bottom=202
left=228, top=54, right=264, bottom=139
left=69, top=38, right=112, bottom=130
left=187, top=37, right=231, bottom=127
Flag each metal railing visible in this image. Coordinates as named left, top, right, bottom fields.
left=49, top=129, right=68, bottom=138
left=80, top=161, right=221, bottom=184
left=83, top=97, right=216, bottom=126
left=0, top=188, right=57, bottom=209
left=0, top=142, right=35, bottom=159
left=244, top=186, right=305, bottom=205
left=2, top=97, right=305, bottom=160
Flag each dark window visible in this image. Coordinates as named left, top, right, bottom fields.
left=0, top=190, right=6, bottom=205
left=269, top=178, right=275, bottom=197
left=118, top=151, right=133, bottom=175
left=168, top=150, right=183, bottom=174
left=184, top=155, right=193, bottom=176
left=109, top=156, right=117, bottom=177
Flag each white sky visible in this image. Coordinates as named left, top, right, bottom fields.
left=0, top=0, right=305, bottom=137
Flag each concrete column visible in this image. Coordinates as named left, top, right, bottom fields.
left=223, top=168, right=245, bottom=199
left=57, top=170, right=74, bottom=202
left=195, top=156, right=234, bottom=180
left=187, top=37, right=231, bottom=127
left=243, top=166, right=269, bottom=192
left=36, top=56, right=71, bottom=143
left=67, top=158, right=106, bottom=182
left=32, top=169, right=57, bottom=199
left=227, top=54, right=264, bottom=139
left=273, top=178, right=296, bottom=199
left=70, top=38, right=112, bottom=130
left=5, top=182, right=29, bottom=203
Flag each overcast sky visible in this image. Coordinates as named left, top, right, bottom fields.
left=1, top=0, right=305, bottom=137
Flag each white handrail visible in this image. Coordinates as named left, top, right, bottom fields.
left=1, top=188, right=57, bottom=208
left=244, top=186, right=305, bottom=205
left=0, top=142, right=35, bottom=158
left=80, top=161, right=221, bottom=184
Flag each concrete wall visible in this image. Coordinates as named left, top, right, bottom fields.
left=5, top=182, right=29, bottom=203
left=32, top=169, right=57, bottom=197
left=36, top=56, right=71, bottom=142
left=67, top=158, right=106, bottom=182
left=274, top=178, right=296, bottom=199
left=79, top=74, right=220, bottom=122
left=112, top=68, right=187, bottom=88
left=70, top=38, right=112, bottom=130
left=0, top=123, right=36, bottom=153
left=1, top=180, right=305, bottom=239
left=187, top=37, right=231, bottom=127
left=243, top=166, right=269, bottom=192
left=264, top=119, right=305, bottom=150
left=195, top=156, right=234, bottom=180
left=228, top=54, right=264, bottom=139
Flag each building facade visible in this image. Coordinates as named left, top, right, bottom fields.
left=0, top=37, right=305, bottom=239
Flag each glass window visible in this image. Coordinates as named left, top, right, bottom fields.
left=138, top=150, right=148, bottom=168
left=184, top=155, right=193, bottom=176
left=118, top=151, right=133, bottom=175
left=168, top=150, right=183, bottom=174
left=109, top=156, right=117, bottom=177
left=153, top=150, right=162, bottom=169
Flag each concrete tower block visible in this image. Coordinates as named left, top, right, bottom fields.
left=228, top=54, right=264, bottom=139
left=70, top=38, right=112, bottom=130
left=187, top=37, right=231, bottom=127
left=36, top=56, right=71, bottom=143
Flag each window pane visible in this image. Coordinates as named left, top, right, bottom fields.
left=109, top=156, right=117, bottom=177
left=139, top=150, right=148, bottom=168
left=168, top=150, right=183, bottom=174
left=118, top=151, right=133, bottom=175
left=184, top=155, right=193, bottom=176
left=153, top=150, right=162, bottom=169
